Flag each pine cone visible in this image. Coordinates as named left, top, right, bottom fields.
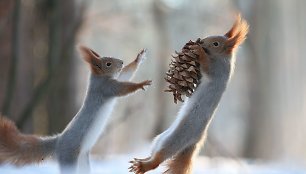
left=165, top=38, right=204, bottom=104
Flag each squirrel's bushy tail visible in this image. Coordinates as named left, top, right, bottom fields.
left=0, top=117, right=58, bottom=165
left=165, top=143, right=201, bottom=174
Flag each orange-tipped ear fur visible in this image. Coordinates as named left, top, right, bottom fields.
left=225, top=14, right=249, bottom=54
left=78, top=45, right=100, bottom=62
left=78, top=45, right=102, bottom=74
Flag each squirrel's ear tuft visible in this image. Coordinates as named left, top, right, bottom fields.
left=225, top=14, right=242, bottom=38
left=78, top=45, right=103, bottom=74
left=224, top=14, right=249, bottom=53
left=78, top=45, right=101, bottom=63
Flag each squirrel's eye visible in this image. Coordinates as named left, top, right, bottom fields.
left=106, top=62, right=112, bottom=67
left=213, top=42, right=219, bottom=47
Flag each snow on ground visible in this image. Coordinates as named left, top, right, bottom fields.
left=0, top=154, right=305, bottom=174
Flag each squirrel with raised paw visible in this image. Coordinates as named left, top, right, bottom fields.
left=129, top=15, right=249, bottom=174
left=0, top=46, right=151, bottom=174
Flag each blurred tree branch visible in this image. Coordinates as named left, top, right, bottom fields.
left=1, top=0, right=21, bottom=116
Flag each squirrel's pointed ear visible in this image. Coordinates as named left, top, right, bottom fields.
left=78, top=45, right=103, bottom=74
left=78, top=45, right=101, bottom=63
left=224, top=14, right=249, bottom=53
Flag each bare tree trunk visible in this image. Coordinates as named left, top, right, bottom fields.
left=242, top=0, right=306, bottom=162
left=0, top=0, right=36, bottom=133
left=14, top=0, right=87, bottom=133
left=1, top=0, right=21, bottom=116
left=46, top=0, right=85, bottom=133
left=151, top=0, right=171, bottom=137
left=0, top=0, right=14, bottom=117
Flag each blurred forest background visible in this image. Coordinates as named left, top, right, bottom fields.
left=0, top=0, right=306, bottom=168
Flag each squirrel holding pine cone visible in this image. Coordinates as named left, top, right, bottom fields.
left=129, top=14, right=249, bottom=174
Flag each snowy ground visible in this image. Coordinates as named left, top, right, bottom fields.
left=0, top=154, right=305, bottom=174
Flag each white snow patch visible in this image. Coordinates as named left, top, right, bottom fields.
left=0, top=155, right=305, bottom=174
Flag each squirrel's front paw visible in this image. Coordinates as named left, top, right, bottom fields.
left=189, top=44, right=210, bottom=73
left=189, top=44, right=207, bottom=57
left=138, top=80, right=152, bottom=90
left=135, top=49, right=147, bottom=64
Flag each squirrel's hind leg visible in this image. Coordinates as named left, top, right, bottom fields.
left=163, top=144, right=199, bottom=174
left=59, top=162, right=78, bottom=174
left=57, top=148, right=79, bottom=174
left=78, top=151, right=90, bottom=174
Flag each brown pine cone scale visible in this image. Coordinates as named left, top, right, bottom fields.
left=165, top=38, right=204, bottom=103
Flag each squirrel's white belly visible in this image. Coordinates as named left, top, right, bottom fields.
left=152, top=74, right=210, bottom=153
left=169, top=74, right=210, bottom=134
left=81, top=99, right=116, bottom=152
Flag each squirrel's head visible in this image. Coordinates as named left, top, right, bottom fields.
left=200, top=14, right=249, bottom=58
left=78, top=45, right=124, bottom=77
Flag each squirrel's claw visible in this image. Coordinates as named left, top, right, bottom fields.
left=128, top=157, right=149, bottom=174
left=135, top=48, right=147, bottom=64
left=139, top=80, right=152, bottom=90
left=162, top=169, right=170, bottom=174
left=128, top=156, right=160, bottom=174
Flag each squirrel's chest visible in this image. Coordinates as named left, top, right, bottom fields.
left=80, top=99, right=116, bottom=152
